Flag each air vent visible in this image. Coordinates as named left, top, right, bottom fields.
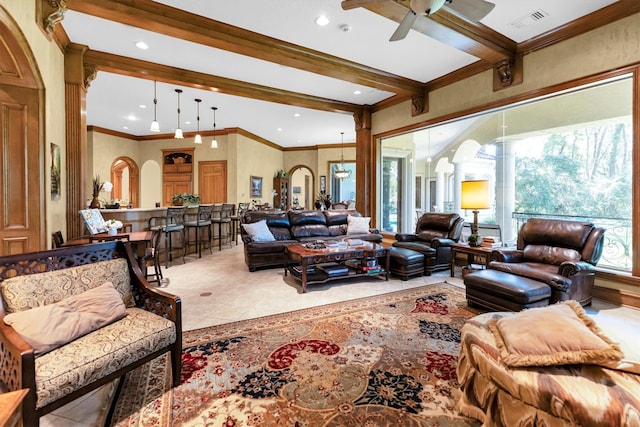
left=509, top=9, right=549, bottom=29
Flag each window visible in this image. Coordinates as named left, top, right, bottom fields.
left=380, top=74, right=632, bottom=271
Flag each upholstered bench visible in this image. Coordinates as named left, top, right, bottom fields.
left=389, top=247, right=424, bottom=280
left=464, top=269, right=551, bottom=312
left=0, top=242, right=182, bottom=427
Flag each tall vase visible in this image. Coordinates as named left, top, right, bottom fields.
left=89, top=195, right=100, bottom=209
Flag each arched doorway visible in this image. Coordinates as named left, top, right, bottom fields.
left=111, top=157, right=139, bottom=208
left=288, top=165, right=315, bottom=210
left=0, top=6, right=44, bottom=254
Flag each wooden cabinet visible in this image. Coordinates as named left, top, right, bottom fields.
left=274, top=176, right=289, bottom=210
left=162, top=148, right=194, bottom=206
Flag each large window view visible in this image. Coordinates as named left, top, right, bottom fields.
left=380, top=75, right=632, bottom=271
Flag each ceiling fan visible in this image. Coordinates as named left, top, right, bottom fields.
left=342, top=0, right=495, bottom=41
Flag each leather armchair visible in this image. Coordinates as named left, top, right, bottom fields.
left=393, top=213, right=464, bottom=275
left=489, top=218, right=605, bottom=306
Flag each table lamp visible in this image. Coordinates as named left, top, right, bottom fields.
left=461, top=180, right=490, bottom=236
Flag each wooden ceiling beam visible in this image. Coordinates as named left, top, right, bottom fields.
left=84, top=50, right=362, bottom=114
left=65, top=0, right=423, bottom=96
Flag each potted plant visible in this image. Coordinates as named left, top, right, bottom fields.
left=171, top=193, right=201, bottom=206
left=467, top=234, right=482, bottom=247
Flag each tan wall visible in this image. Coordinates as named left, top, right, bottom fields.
left=2, top=1, right=67, bottom=246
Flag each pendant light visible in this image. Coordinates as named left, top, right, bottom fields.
left=211, top=106, right=218, bottom=148
left=149, top=80, right=160, bottom=132
left=174, top=89, right=183, bottom=139
left=334, top=132, right=352, bottom=180
left=194, top=98, right=202, bottom=144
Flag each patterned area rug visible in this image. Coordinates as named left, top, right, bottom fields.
left=110, top=283, right=481, bottom=426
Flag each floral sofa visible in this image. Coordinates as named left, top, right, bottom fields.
left=457, top=303, right=640, bottom=426
left=0, top=241, right=182, bottom=427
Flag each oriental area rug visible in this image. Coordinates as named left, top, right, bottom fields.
left=110, top=283, right=481, bottom=426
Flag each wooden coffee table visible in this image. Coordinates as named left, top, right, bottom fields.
left=285, top=242, right=390, bottom=293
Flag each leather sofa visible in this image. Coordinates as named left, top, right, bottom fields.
left=482, top=218, right=605, bottom=306
left=393, top=213, right=464, bottom=275
left=240, top=209, right=382, bottom=271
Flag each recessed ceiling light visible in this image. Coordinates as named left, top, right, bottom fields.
left=126, top=115, right=136, bottom=121
left=294, top=113, right=300, bottom=117
left=315, top=15, right=329, bottom=26
left=139, top=104, right=147, bottom=109
left=353, top=90, right=362, bottom=95
left=135, top=41, right=149, bottom=50
left=277, top=128, right=283, bottom=131
left=185, top=121, right=191, bottom=125
left=123, top=126, right=129, bottom=130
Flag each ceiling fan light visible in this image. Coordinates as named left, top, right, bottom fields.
left=174, top=128, right=183, bottom=139
left=149, top=120, right=160, bottom=132
left=194, top=133, right=202, bottom=144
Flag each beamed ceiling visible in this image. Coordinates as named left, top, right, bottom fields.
left=53, top=0, right=639, bottom=148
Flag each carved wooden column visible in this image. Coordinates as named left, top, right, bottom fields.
left=354, top=108, right=373, bottom=217
left=64, top=43, right=89, bottom=239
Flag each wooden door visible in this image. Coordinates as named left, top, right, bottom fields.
left=0, top=85, right=42, bottom=254
left=199, top=161, right=227, bottom=203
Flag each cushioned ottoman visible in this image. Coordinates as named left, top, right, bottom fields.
left=389, top=247, right=424, bottom=281
left=464, top=269, right=551, bottom=312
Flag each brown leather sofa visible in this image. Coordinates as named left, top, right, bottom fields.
left=481, top=218, right=605, bottom=306
left=393, top=213, right=464, bottom=275
left=240, top=209, right=382, bottom=271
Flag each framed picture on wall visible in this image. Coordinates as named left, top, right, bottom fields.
left=320, top=175, right=326, bottom=194
left=292, top=186, right=301, bottom=194
left=250, top=176, right=263, bottom=197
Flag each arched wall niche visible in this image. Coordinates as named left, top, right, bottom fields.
left=111, top=156, right=139, bottom=208
left=288, top=164, right=315, bottom=210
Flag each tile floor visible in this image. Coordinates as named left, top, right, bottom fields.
left=39, top=243, right=640, bottom=426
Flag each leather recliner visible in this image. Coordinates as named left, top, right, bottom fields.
left=393, top=213, right=464, bottom=275
left=489, top=218, right=605, bottom=306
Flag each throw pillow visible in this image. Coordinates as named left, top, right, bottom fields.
left=242, top=219, right=276, bottom=242
left=347, top=215, right=371, bottom=235
left=3, top=281, right=127, bottom=355
left=488, top=300, right=623, bottom=367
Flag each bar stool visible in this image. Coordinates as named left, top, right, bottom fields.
left=149, top=206, right=186, bottom=268
left=184, top=204, right=213, bottom=258
left=210, top=204, right=231, bottom=250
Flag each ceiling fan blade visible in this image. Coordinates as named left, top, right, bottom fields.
left=445, top=0, right=495, bottom=21
left=341, top=0, right=387, bottom=11
left=389, top=9, right=418, bottom=41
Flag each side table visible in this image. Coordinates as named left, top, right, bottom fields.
left=0, top=389, right=28, bottom=427
left=450, top=243, right=495, bottom=277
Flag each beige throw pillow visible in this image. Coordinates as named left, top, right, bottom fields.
left=489, top=301, right=623, bottom=367
left=347, top=215, right=370, bottom=235
left=241, top=219, right=275, bottom=242
left=3, top=281, right=127, bottom=355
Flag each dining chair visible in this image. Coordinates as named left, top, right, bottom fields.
left=149, top=206, right=186, bottom=268
left=142, top=228, right=163, bottom=284
left=184, top=204, right=214, bottom=258
left=52, top=231, right=64, bottom=248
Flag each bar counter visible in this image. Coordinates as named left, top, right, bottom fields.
left=100, top=206, right=199, bottom=231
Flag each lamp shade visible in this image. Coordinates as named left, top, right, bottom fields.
left=461, top=180, right=490, bottom=209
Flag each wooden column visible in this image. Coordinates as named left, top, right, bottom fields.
left=64, top=43, right=89, bottom=239
left=354, top=108, right=373, bottom=217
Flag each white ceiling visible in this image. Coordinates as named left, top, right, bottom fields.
left=61, top=0, right=619, bottom=149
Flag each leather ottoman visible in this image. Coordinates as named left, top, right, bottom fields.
left=464, top=269, right=552, bottom=312
left=389, top=247, right=424, bottom=281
